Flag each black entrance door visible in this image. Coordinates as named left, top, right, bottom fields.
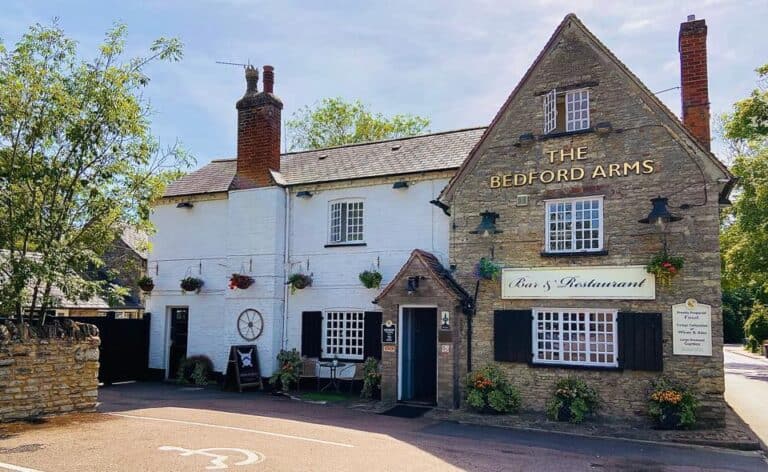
left=168, top=308, right=189, bottom=378
left=401, top=308, right=437, bottom=404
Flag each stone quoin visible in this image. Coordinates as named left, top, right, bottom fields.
left=147, top=13, right=732, bottom=426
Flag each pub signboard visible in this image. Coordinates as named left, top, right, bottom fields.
left=382, top=321, right=397, bottom=344
left=672, top=299, right=712, bottom=356
left=501, top=265, right=655, bottom=300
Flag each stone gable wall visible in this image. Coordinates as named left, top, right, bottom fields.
left=0, top=326, right=100, bottom=422
left=449, top=25, right=727, bottom=425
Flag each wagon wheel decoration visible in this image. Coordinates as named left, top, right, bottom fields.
left=237, top=309, right=264, bottom=341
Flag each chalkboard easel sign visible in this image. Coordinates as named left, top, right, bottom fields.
left=224, top=345, right=263, bottom=392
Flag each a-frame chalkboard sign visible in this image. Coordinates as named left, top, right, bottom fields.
left=224, top=345, right=263, bottom=392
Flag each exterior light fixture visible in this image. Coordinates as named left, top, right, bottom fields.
left=392, top=181, right=409, bottom=189
left=296, top=191, right=313, bottom=198
left=518, top=133, right=535, bottom=144
left=176, top=202, right=194, bottom=209
left=470, top=211, right=502, bottom=237
left=638, top=197, right=682, bottom=227
left=406, top=276, right=420, bottom=295
left=595, top=122, right=613, bottom=134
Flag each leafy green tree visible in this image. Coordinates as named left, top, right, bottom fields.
left=286, top=97, right=430, bottom=151
left=0, top=22, right=192, bottom=320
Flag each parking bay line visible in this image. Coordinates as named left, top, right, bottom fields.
left=108, top=413, right=355, bottom=448
left=0, top=462, right=46, bottom=472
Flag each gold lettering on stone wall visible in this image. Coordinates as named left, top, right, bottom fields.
left=488, top=147, right=656, bottom=188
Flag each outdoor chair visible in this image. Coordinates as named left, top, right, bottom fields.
left=299, top=357, right=319, bottom=391
left=347, top=363, right=365, bottom=393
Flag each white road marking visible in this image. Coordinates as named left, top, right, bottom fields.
left=109, top=413, right=354, bottom=448
left=0, top=462, right=46, bottom=472
left=158, top=446, right=265, bottom=470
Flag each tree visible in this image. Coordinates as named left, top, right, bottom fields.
left=285, top=97, right=430, bottom=151
left=720, top=63, right=768, bottom=296
left=0, top=21, right=192, bottom=320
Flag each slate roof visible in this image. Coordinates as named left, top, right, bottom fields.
left=373, top=249, right=470, bottom=304
left=163, top=127, right=485, bottom=198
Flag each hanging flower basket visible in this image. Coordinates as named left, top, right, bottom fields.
left=359, top=270, right=383, bottom=289
left=229, top=273, right=255, bottom=290
left=474, top=257, right=501, bottom=281
left=180, top=276, right=204, bottom=293
left=138, top=276, right=154, bottom=293
left=646, top=253, right=684, bottom=287
left=287, top=273, right=312, bottom=294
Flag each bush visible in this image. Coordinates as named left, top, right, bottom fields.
left=176, top=355, right=214, bottom=386
left=648, top=378, right=698, bottom=429
left=722, top=287, right=757, bottom=344
left=464, top=364, right=521, bottom=414
left=744, top=302, right=768, bottom=346
left=269, top=349, right=302, bottom=392
left=747, top=335, right=761, bottom=353
left=360, top=357, right=381, bottom=399
left=546, top=377, right=600, bottom=423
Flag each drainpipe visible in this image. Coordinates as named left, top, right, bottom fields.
left=282, top=186, right=291, bottom=349
left=467, top=280, right=479, bottom=373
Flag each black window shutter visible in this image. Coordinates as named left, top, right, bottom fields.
left=301, top=311, right=322, bottom=358
left=618, top=312, right=663, bottom=371
left=364, top=311, right=383, bottom=360
left=494, top=310, right=532, bottom=363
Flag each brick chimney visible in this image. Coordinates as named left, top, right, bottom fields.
left=235, top=65, right=283, bottom=188
left=679, top=15, right=710, bottom=151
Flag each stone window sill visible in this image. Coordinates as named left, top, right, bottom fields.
left=324, top=242, right=367, bottom=248
left=540, top=250, right=608, bottom=258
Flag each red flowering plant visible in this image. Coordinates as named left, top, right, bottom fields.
left=465, top=364, right=521, bottom=414
left=229, top=273, right=254, bottom=290
left=646, top=253, right=684, bottom=287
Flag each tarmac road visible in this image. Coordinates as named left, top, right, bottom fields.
left=0, top=382, right=765, bottom=471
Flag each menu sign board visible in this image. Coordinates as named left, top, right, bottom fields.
left=382, top=322, right=397, bottom=344
left=501, top=266, right=655, bottom=300
left=672, top=299, right=712, bottom=356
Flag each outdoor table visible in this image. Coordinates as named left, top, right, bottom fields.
left=319, top=362, right=347, bottom=392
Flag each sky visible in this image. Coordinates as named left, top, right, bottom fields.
left=2, top=0, right=766, bottom=168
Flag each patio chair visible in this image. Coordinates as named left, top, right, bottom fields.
left=299, top=357, right=319, bottom=391
left=347, top=363, right=365, bottom=393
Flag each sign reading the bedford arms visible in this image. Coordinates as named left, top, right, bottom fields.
left=501, top=266, right=655, bottom=299
left=489, top=147, right=655, bottom=188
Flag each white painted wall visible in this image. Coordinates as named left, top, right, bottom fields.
left=147, top=177, right=450, bottom=376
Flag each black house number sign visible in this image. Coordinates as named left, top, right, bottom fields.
left=382, top=322, right=396, bottom=344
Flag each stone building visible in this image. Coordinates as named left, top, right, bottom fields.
left=147, top=13, right=732, bottom=424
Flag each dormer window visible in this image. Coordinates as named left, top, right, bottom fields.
left=543, top=88, right=590, bottom=134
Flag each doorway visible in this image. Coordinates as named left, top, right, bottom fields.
left=168, top=307, right=189, bottom=378
left=399, top=307, right=437, bottom=404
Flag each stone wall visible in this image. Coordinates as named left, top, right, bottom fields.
left=0, top=322, right=100, bottom=422
left=447, top=18, right=730, bottom=426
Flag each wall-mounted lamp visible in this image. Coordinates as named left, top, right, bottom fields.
left=176, top=202, right=194, bottom=209
left=406, top=276, right=420, bottom=295
left=638, top=197, right=682, bottom=227
left=470, top=211, right=502, bottom=237
left=518, top=133, right=535, bottom=145
left=296, top=191, right=313, bottom=198
left=595, top=122, right=613, bottom=134
left=392, top=181, right=409, bottom=190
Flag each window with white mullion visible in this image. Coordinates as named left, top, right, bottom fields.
left=545, top=196, right=603, bottom=253
left=533, top=309, right=617, bottom=367
left=543, top=88, right=557, bottom=134
left=328, top=200, right=364, bottom=244
left=566, top=89, right=589, bottom=131
left=322, top=311, right=365, bottom=360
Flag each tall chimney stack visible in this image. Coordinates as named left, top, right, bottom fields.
left=679, top=15, right=711, bottom=150
left=235, top=65, right=283, bottom=188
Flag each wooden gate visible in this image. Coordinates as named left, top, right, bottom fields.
left=69, top=312, right=151, bottom=385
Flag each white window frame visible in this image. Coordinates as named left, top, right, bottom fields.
left=322, top=310, right=365, bottom=360
left=565, top=89, right=590, bottom=132
left=532, top=308, right=618, bottom=368
left=543, top=88, right=557, bottom=134
left=328, top=199, right=365, bottom=244
left=544, top=196, right=604, bottom=254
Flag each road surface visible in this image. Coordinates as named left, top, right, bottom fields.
left=725, top=345, right=768, bottom=449
left=0, top=382, right=764, bottom=471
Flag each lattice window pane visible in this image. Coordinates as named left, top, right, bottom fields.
left=328, top=200, right=364, bottom=243
left=322, top=311, right=365, bottom=360
left=533, top=309, right=617, bottom=367
left=566, top=89, right=590, bottom=131
left=543, top=88, right=557, bottom=134
left=546, top=197, right=602, bottom=253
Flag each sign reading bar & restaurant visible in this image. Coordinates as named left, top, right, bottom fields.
left=672, top=299, right=712, bottom=356
left=501, top=265, right=655, bottom=300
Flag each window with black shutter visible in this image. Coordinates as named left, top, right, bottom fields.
left=363, top=311, right=382, bottom=360
left=618, top=312, right=663, bottom=371
left=301, top=311, right=322, bottom=358
left=493, top=310, right=532, bottom=363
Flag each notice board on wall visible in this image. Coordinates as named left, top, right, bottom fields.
left=225, top=345, right=263, bottom=392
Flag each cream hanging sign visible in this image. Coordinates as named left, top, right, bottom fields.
left=501, top=265, right=655, bottom=300
left=672, top=299, right=712, bottom=356
left=489, top=147, right=656, bottom=188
